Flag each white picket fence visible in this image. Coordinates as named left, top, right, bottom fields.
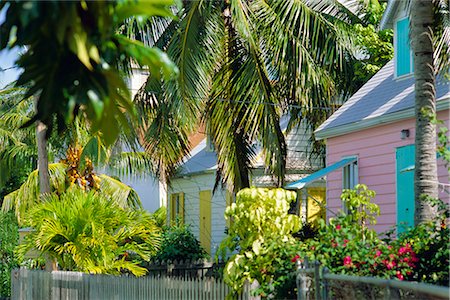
left=11, top=269, right=255, bottom=300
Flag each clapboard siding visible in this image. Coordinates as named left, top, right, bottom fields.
left=326, top=110, right=449, bottom=233
left=170, top=173, right=227, bottom=257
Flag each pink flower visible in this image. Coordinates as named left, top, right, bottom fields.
left=396, top=271, right=404, bottom=281
left=343, top=256, right=353, bottom=267
left=389, top=254, right=395, bottom=260
left=343, top=239, right=349, bottom=247
left=336, top=224, right=341, bottom=230
left=386, top=260, right=396, bottom=270
left=375, top=250, right=382, bottom=257
left=291, top=254, right=300, bottom=263
left=398, top=247, right=407, bottom=255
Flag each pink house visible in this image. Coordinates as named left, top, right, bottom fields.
left=286, top=0, right=449, bottom=234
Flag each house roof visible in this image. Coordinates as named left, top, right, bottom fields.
left=315, top=60, right=450, bottom=140
left=379, top=0, right=400, bottom=30
left=176, top=116, right=322, bottom=177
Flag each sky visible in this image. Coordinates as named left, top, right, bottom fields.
left=0, top=6, right=22, bottom=89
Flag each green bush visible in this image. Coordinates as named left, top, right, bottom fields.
left=300, top=185, right=417, bottom=280
left=0, top=211, right=19, bottom=297
left=395, top=197, right=449, bottom=286
left=16, top=187, right=161, bottom=276
left=220, top=188, right=301, bottom=298
left=154, top=222, right=208, bottom=262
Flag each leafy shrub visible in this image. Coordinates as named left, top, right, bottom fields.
left=395, top=197, right=449, bottom=286
left=16, top=187, right=161, bottom=276
left=220, top=188, right=301, bottom=298
left=154, top=222, right=208, bottom=262
left=300, top=185, right=417, bottom=280
left=0, top=211, right=18, bottom=297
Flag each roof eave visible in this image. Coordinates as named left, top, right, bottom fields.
left=315, top=97, right=450, bottom=140
left=379, top=0, right=399, bottom=30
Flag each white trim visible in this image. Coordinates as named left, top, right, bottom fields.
left=315, top=98, right=450, bottom=140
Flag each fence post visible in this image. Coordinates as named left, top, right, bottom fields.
left=297, top=258, right=311, bottom=300
left=314, top=261, right=321, bottom=300
left=321, top=267, right=329, bottom=300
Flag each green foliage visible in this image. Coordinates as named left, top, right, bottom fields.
left=396, top=197, right=449, bottom=286
left=220, top=188, right=301, bottom=298
left=0, top=0, right=178, bottom=145
left=0, top=211, right=18, bottom=297
left=341, top=184, right=380, bottom=229
left=346, top=0, right=393, bottom=95
left=154, top=222, right=208, bottom=262
left=16, top=188, right=161, bottom=277
left=301, top=185, right=416, bottom=281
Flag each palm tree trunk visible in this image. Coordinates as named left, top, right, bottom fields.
left=36, top=115, right=55, bottom=271
left=411, top=0, right=438, bottom=224
left=36, top=121, right=50, bottom=194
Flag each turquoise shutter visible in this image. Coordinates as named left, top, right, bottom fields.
left=396, top=145, right=415, bottom=234
left=396, top=18, right=412, bottom=77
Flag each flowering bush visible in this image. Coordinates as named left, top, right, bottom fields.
left=300, top=185, right=417, bottom=280
left=394, top=197, right=449, bottom=286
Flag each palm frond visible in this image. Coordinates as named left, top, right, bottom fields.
left=98, top=174, right=143, bottom=210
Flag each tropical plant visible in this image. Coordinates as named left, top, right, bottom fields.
left=16, top=188, right=161, bottom=277
left=125, top=0, right=378, bottom=190
left=219, top=188, right=301, bottom=297
left=2, top=145, right=142, bottom=224
left=0, top=0, right=178, bottom=145
left=0, top=211, right=18, bottom=297
left=154, top=222, right=208, bottom=262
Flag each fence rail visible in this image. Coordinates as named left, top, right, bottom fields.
left=11, top=269, right=253, bottom=300
left=144, top=260, right=224, bottom=278
left=297, top=261, right=450, bottom=300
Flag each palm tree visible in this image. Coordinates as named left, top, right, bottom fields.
left=16, top=188, right=161, bottom=276
left=128, top=0, right=362, bottom=192
left=411, top=0, right=450, bottom=223
left=2, top=144, right=143, bottom=225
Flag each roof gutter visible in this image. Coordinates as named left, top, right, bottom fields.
left=315, top=98, right=450, bottom=140
left=379, top=0, right=399, bottom=30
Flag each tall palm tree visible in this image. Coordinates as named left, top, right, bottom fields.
left=128, top=0, right=361, bottom=192
left=411, top=0, right=450, bottom=223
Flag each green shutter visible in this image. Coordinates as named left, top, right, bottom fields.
left=396, top=18, right=412, bottom=77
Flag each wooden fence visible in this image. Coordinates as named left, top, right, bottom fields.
left=11, top=269, right=255, bottom=300
left=144, top=260, right=224, bottom=278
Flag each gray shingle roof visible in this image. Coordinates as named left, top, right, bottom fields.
left=315, top=60, right=450, bottom=139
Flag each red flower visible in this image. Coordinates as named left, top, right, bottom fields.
left=375, top=250, right=382, bottom=257
left=385, top=260, right=396, bottom=270
left=396, top=271, right=404, bottom=281
left=398, top=247, right=407, bottom=255
left=343, top=239, right=349, bottom=247
left=291, top=254, right=300, bottom=263
left=343, top=256, right=353, bottom=267
left=336, top=224, right=341, bottom=230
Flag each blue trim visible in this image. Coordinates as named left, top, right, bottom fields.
left=285, top=157, right=357, bottom=190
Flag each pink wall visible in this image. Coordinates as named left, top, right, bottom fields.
left=326, top=110, right=449, bottom=233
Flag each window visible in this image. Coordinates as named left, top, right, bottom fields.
left=170, top=192, right=184, bottom=223
left=342, top=157, right=358, bottom=211
left=395, top=18, right=413, bottom=77
left=343, top=159, right=358, bottom=190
